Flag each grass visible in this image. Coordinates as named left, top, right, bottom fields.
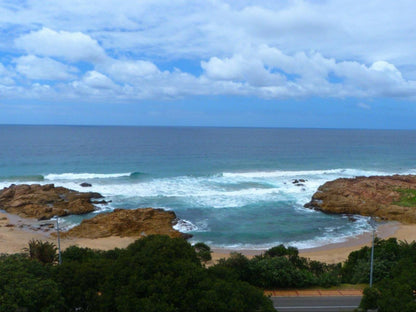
left=394, top=189, right=416, bottom=207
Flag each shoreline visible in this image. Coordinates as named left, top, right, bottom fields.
left=1, top=211, right=415, bottom=264
left=208, top=221, right=413, bottom=264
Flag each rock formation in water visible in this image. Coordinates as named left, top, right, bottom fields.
left=0, top=184, right=103, bottom=220
left=304, top=175, right=416, bottom=223
left=61, top=208, right=192, bottom=239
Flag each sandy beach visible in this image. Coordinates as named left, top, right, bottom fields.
left=0, top=212, right=137, bottom=254
left=1, top=211, right=416, bottom=264
left=210, top=222, right=416, bottom=264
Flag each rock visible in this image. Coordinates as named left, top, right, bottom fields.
left=91, top=200, right=109, bottom=205
left=304, top=175, right=416, bottom=223
left=61, top=208, right=192, bottom=239
left=293, top=179, right=307, bottom=186
left=0, top=184, right=103, bottom=220
left=80, top=182, right=92, bottom=187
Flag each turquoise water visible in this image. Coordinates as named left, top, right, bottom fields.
left=1, top=125, right=416, bottom=249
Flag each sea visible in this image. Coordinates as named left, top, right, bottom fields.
left=1, top=125, right=416, bottom=250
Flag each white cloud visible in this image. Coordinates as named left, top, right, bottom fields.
left=0, top=62, right=15, bottom=85
left=102, top=59, right=160, bottom=83
left=15, top=28, right=106, bottom=63
left=79, top=71, right=116, bottom=89
left=14, top=55, right=78, bottom=81
left=0, top=1, right=416, bottom=101
left=200, top=46, right=416, bottom=99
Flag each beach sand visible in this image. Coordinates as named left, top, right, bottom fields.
left=1, top=211, right=416, bottom=264
left=0, top=212, right=136, bottom=254
left=210, top=221, right=416, bottom=264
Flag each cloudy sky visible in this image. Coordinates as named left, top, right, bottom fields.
left=1, top=0, right=416, bottom=128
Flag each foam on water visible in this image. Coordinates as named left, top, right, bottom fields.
left=44, top=172, right=131, bottom=180
left=0, top=167, right=413, bottom=249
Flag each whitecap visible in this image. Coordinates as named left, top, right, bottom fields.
left=44, top=172, right=131, bottom=180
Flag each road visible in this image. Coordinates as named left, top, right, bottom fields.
left=271, top=296, right=362, bottom=312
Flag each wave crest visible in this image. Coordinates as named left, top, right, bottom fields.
left=44, top=172, right=131, bottom=180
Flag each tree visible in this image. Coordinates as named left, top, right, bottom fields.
left=24, top=239, right=58, bottom=264
left=0, top=254, right=64, bottom=311
left=193, top=242, right=212, bottom=263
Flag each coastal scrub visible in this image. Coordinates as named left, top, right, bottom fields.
left=394, top=188, right=416, bottom=207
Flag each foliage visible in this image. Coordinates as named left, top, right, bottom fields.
left=0, top=254, right=65, bottom=311
left=359, top=286, right=380, bottom=310
left=25, top=239, right=58, bottom=264
left=394, top=188, right=416, bottom=207
left=342, top=237, right=402, bottom=284
left=0, top=235, right=274, bottom=311
left=6, top=235, right=416, bottom=311
left=213, top=245, right=341, bottom=289
left=193, top=242, right=212, bottom=263
left=356, top=240, right=416, bottom=311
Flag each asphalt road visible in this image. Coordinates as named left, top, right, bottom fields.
left=272, top=296, right=362, bottom=312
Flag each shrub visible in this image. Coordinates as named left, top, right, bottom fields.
left=193, top=242, right=212, bottom=263
left=25, top=239, right=58, bottom=264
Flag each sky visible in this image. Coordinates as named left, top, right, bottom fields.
left=1, top=0, right=416, bottom=129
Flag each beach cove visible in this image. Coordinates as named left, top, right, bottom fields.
left=2, top=126, right=416, bottom=252
left=1, top=210, right=415, bottom=265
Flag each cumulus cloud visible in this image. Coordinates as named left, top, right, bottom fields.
left=0, top=1, right=416, bottom=102
left=200, top=46, right=416, bottom=99
left=14, top=55, right=78, bottom=81
left=15, top=28, right=107, bottom=63
left=102, top=59, right=160, bottom=83
left=201, top=54, right=287, bottom=87
left=79, top=71, right=116, bottom=89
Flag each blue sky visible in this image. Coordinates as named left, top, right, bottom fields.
left=1, top=0, right=416, bottom=129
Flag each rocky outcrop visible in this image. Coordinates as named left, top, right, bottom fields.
left=61, top=208, right=192, bottom=239
left=304, top=175, right=416, bottom=223
left=0, top=184, right=103, bottom=220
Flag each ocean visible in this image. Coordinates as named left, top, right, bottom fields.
left=1, top=125, right=416, bottom=249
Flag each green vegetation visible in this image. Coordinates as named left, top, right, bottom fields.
left=0, top=236, right=274, bottom=312
left=2, top=235, right=416, bottom=311
left=25, top=239, right=58, bottom=264
left=193, top=242, right=212, bottom=263
left=394, top=188, right=416, bottom=207
left=347, top=238, right=416, bottom=311
left=212, top=244, right=341, bottom=289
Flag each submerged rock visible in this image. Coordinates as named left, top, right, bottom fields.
left=304, top=175, right=416, bottom=223
left=61, top=208, right=192, bottom=239
left=0, top=184, right=103, bottom=220
left=80, top=182, right=92, bottom=187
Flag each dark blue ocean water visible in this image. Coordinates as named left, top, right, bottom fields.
left=1, top=125, right=416, bottom=248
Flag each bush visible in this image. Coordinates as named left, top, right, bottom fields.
left=212, top=245, right=341, bottom=289
left=0, top=254, right=64, bottom=311
left=25, top=239, right=58, bottom=264
left=193, top=242, right=212, bottom=263
left=55, top=235, right=275, bottom=312
left=359, top=287, right=380, bottom=311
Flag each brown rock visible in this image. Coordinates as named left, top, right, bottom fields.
left=0, top=184, right=103, bottom=220
left=304, top=175, right=416, bottom=223
left=61, top=208, right=191, bottom=239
